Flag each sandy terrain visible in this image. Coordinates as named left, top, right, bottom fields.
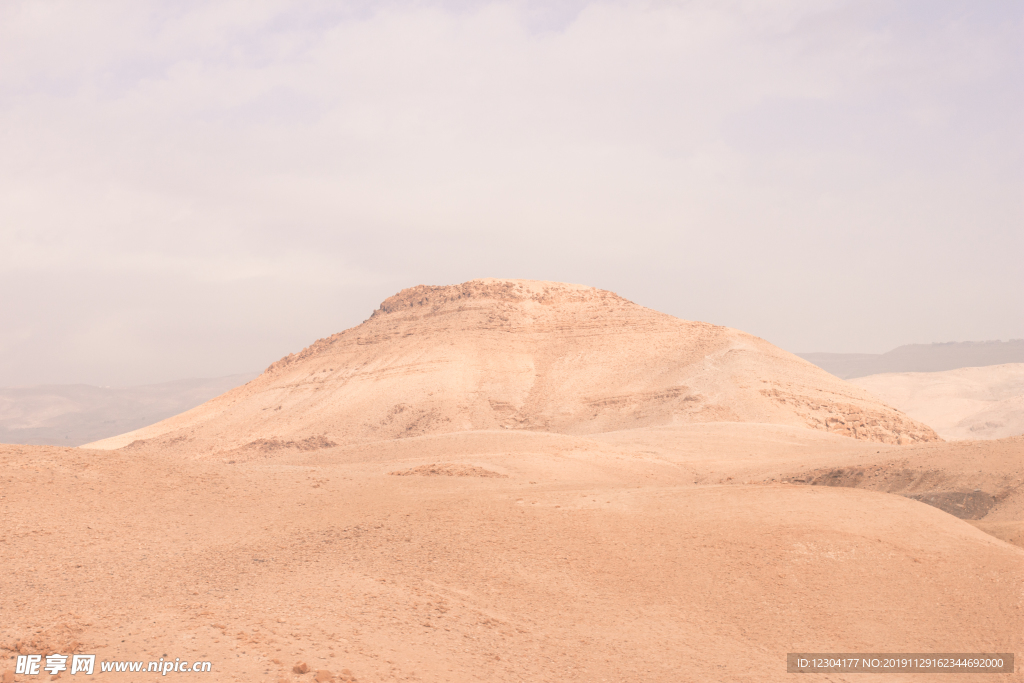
left=1, top=429, right=1020, bottom=683
left=851, top=364, right=1024, bottom=440
left=3, top=280, right=1019, bottom=682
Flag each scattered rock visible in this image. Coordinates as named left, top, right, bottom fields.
left=293, top=661, right=309, bottom=674
left=389, top=463, right=507, bottom=478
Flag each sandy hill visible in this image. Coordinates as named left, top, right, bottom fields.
left=85, top=279, right=936, bottom=455
left=851, top=363, right=1024, bottom=441
left=8, top=280, right=1021, bottom=683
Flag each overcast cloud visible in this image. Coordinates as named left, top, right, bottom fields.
left=1, top=0, right=1021, bottom=386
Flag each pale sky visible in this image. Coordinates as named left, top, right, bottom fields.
left=1, top=0, right=1021, bottom=387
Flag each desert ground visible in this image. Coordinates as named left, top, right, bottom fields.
left=2, top=280, right=1021, bottom=682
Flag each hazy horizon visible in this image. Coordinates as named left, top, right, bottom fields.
left=1, top=330, right=1020, bottom=391
left=2, top=1, right=1021, bottom=387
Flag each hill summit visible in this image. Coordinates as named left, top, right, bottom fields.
left=86, top=279, right=938, bottom=456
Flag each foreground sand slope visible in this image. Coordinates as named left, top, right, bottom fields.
left=851, top=363, right=1024, bottom=440
left=85, top=280, right=936, bottom=455
left=2, top=429, right=1020, bottom=683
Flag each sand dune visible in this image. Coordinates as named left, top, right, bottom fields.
left=85, top=280, right=936, bottom=454
left=851, top=363, right=1024, bottom=440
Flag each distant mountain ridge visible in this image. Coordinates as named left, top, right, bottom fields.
left=798, top=340, right=1024, bottom=379
left=0, top=373, right=259, bottom=446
